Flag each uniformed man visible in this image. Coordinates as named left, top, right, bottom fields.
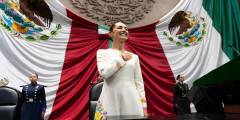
left=21, top=72, right=46, bottom=120
left=173, top=74, right=191, bottom=114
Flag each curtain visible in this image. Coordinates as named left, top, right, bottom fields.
left=127, top=23, right=175, bottom=115
left=203, top=0, right=240, bottom=59
left=48, top=10, right=175, bottom=119
left=48, top=10, right=108, bottom=120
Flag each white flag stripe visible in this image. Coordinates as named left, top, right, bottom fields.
left=0, top=0, right=72, bottom=119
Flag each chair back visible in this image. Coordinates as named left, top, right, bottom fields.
left=0, top=86, right=21, bottom=120
left=89, top=82, right=103, bottom=120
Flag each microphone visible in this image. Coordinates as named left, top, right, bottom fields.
left=228, top=45, right=240, bottom=56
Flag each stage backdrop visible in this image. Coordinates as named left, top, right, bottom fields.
left=0, top=0, right=239, bottom=120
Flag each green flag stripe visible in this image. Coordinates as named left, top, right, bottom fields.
left=193, top=0, right=240, bottom=86
left=203, top=0, right=240, bottom=60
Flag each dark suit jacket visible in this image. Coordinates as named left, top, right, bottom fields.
left=21, top=83, right=46, bottom=120
left=173, top=82, right=191, bottom=114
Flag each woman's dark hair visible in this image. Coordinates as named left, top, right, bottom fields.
left=109, top=22, right=125, bottom=32
left=109, top=23, right=116, bottom=32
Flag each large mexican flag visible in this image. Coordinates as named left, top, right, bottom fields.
left=0, top=0, right=239, bottom=119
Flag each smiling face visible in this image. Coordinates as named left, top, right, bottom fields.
left=109, top=22, right=129, bottom=43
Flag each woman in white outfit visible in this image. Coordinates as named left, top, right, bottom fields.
left=94, top=22, right=148, bottom=119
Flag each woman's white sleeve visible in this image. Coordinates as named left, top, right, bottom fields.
left=134, top=56, right=147, bottom=108
left=97, top=50, right=119, bottom=79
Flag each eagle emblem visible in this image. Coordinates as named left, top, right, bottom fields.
left=0, top=0, right=61, bottom=41
left=163, top=11, right=207, bottom=47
